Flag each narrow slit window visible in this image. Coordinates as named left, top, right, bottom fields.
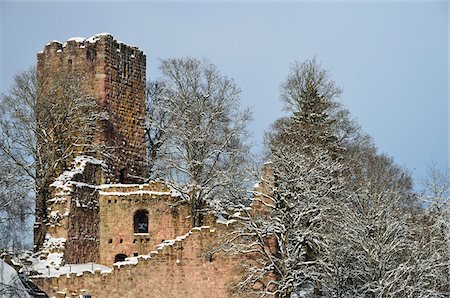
left=119, top=168, right=125, bottom=183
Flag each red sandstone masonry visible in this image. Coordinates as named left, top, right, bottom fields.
left=36, top=34, right=148, bottom=252
left=37, top=34, right=147, bottom=184
left=43, top=154, right=192, bottom=266
left=32, top=227, right=243, bottom=298
left=98, top=183, right=192, bottom=265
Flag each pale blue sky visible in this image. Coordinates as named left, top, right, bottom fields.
left=0, top=1, right=448, bottom=189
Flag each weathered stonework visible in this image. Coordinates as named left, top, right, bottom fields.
left=45, top=156, right=190, bottom=267
left=35, top=34, right=148, bottom=252
left=36, top=34, right=147, bottom=184
left=97, top=183, right=191, bottom=265
left=44, top=157, right=105, bottom=260
left=32, top=227, right=244, bottom=298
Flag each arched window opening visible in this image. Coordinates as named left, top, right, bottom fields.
left=134, top=209, right=148, bottom=234
left=114, top=254, right=127, bottom=263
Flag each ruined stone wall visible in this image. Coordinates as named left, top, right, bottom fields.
left=32, top=227, right=246, bottom=298
left=98, top=183, right=191, bottom=265
left=64, top=161, right=105, bottom=266
left=64, top=185, right=100, bottom=264
left=44, top=159, right=104, bottom=263
left=36, top=34, right=147, bottom=184
left=251, top=162, right=275, bottom=213
left=36, top=34, right=148, bottom=250
left=44, top=157, right=190, bottom=266
left=36, top=37, right=104, bottom=176
left=99, top=35, right=147, bottom=183
left=63, top=187, right=100, bottom=265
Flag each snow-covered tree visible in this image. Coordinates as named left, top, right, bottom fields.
left=0, top=68, right=107, bottom=249
left=223, top=58, right=450, bottom=298
left=145, top=80, right=172, bottom=176
left=323, top=131, right=449, bottom=297
left=330, top=150, right=417, bottom=297
left=147, top=58, right=252, bottom=226
left=409, top=166, right=450, bottom=297
left=223, top=59, right=348, bottom=297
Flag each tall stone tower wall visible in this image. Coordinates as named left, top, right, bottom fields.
left=36, top=34, right=147, bottom=184
left=35, top=34, right=148, bottom=251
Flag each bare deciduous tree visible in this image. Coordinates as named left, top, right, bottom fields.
left=148, top=58, right=252, bottom=227
left=145, top=80, right=172, bottom=176
left=0, top=67, right=106, bottom=250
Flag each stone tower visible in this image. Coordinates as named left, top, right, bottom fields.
left=35, top=34, right=147, bottom=250
left=36, top=33, right=147, bottom=184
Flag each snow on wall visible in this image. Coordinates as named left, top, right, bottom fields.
left=32, top=226, right=214, bottom=278
left=98, top=190, right=174, bottom=197
left=31, top=262, right=111, bottom=278
left=31, top=223, right=242, bottom=298
left=49, top=156, right=179, bottom=199
left=56, top=33, right=113, bottom=48
left=49, top=155, right=105, bottom=195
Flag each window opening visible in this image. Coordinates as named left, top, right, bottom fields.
left=114, top=254, right=127, bottom=263
left=134, top=209, right=149, bottom=233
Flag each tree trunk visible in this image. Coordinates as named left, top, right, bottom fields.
left=34, top=184, right=48, bottom=251
left=191, top=196, right=204, bottom=227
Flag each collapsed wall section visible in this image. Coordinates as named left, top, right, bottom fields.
left=44, top=156, right=105, bottom=265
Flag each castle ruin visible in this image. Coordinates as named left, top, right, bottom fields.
left=30, top=34, right=250, bottom=298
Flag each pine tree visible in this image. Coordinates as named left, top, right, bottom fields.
left=225, top=59, right=348, bottom=297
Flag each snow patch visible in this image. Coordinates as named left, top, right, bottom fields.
left=156, top=226, right=212, bottom=251
left=42, top=234, right=66, bottom=251
left=216, top=218, right=236, bottom=226
left=113, top=257, right=138, bottom=268
left=98, top=190, right=173, bottom=197
left=31, top=252, right=63, bottom=272
left=67, top=37, right=85, bottom=43
left=0, top=259, right=31, bottom=298
left=50, top=155, right=105, bottom=194
left=31, top=262, right=112, bottom=278
left=86, top=33, right=111, bottom=43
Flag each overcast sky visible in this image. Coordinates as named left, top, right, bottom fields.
left=0, top=1, right=448, bottom=189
